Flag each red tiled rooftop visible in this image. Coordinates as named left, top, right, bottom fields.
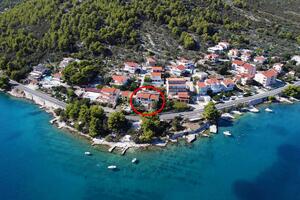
left=151, top=72, right=161, bottom=77
left=121, top=91, right=132, bottom=97
left=243, top=63, right=255, bottom=70
left=101, top=87, right=118, bottom=94
left=176, top=65, right=186, bottom=71
left=112, top=75, right=127, bottom=83
left=197, top=82, right=207, bottom=88
left=125, top=61, right=139, bottom=68
left=262, top=69, right=278, bottom=78
left=178, top=92, right=190, bottom=98
left=222, top=79, right=235, bottom=86
left=205, top=78, right=220, bottom=85
left=232, top=60, right=245, bottom=66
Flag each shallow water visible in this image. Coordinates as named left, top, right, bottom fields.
left=0, top=93, right=299, bottom=200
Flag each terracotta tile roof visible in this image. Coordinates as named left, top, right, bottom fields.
left=120, top=91, right=132, bottom=97
left=197, top=82, right=207, bottom=88
left=151, top=72, right=161, bottom=77
left=112, top=75, right=127, bottom=84
left=101, top=87, right=119, bottom=94
left=243, top=63, right=255, bottom=71
left=232, top=60, right=245, bottom=66
left=178, top=92, right=190, bottom=98
left=150, top=94, right=159, bottom=100
left=176, top=65, right=186, bottom=71
left=167, top=78, right=186, bottom=82
left=152, top=66, right=163, bottom=71
left=254, top=56, right=266, bottom=61
left=125, top=61, right=139, bottom=68
left=205, top=78, right=220, bottom=85
left=262, top=69, right=278, bottom=78
left=222, top=79, right=235, bottom=86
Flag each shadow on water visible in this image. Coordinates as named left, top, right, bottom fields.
left=218, top=119, right=234, bottom=128
left=233, top=144, right=300, bottom=200
left=27, top=110, right=43, bottom=116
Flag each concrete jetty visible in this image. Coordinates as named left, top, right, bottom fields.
left=121, top=146, right=129, bottom=155
left=209, top=125, right=218, bottom=134
left=186, top=134, right=196, bottom=143
left=108, top=145, right=116, bottom=153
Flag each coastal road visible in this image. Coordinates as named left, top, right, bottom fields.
left=10, top=80, right=300, bottom=121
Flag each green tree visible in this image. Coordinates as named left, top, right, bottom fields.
left=89, top=117, right=102, bottom=137
left=108, top=111, right=128, bottom=133
left=0, top=75, right=10, bottom=90
left=283, top=85, right=300, bottom=98
left=203, top=102, right=220, bottom=121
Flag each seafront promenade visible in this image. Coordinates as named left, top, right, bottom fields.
left=9, top=79, right=300, bottom=121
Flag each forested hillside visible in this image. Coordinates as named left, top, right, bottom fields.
left=0, top=0, right=299, bottom=81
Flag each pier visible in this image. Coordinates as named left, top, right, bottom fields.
left=108, top=145, right=116, bottom=153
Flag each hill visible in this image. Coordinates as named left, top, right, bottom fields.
left=0, top=0, right=299, bottom=80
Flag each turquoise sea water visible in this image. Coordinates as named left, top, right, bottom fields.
left=0, top=93, right=300, bottom=200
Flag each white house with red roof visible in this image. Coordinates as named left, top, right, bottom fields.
left=120, top=91, right=132, bottom=100
left=166, top=77, right=188, bottom=98
left=222, top=79, right=235, bottom=91
left=254, top=56, right=267, bottom=64
left=196, top=81, right=209, bottom=95
left=205, top=78, right=223, bottom=93
left=135, top=90, right=160, bottom=109
left=146, top=57, right=157, bottom=66
left=124, top=62, right=141, bottom=74
left=111, top=75, right=128, bottom=86
left=205, top=53, right=219, bottom=62
left=232, top=60, right=256, bottom=75
left=254, top=69, right=278, bottom=87
left=97, top=87, right=120, bottom=107
left=218, top=41, right=230, bottom=49
left=241, top=51, right=252, bottom=62
left=170, top=65, right=186, bottom=76
left=151, top=72, right=163, bottom=86
left=228, top=49, right=239, bottom=58
left=235, top=73, right=254, bottom=85
left=273, top=63, right=284, bottom=74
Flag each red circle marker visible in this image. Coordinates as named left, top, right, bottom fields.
left=129, top=85, right=166, bottom=117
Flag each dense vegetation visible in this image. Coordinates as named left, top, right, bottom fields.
left=283, top=85, right=300, bottom=99
left=0, top=0, right=251, bottom=80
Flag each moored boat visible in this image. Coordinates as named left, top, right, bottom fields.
left=265, top=108, right=273, bottom=112
left=132, top=158, right=138, bottom=163
left=107, top=165, right=117, bottom=170
left=223, top=131, right=232, bottom=136
left=84, top=151, right=92, bottom=156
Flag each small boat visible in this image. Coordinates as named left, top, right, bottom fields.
left=223, top=131, right=232, bottom=136
left=131, top=158, right=138, bottom=163
left=249, top=107, right=259, bottom=113
left=265, top=108, right=273, bottom=112
left=202, top=133, right=210, bottom=137
left=107, top=165, right=117, bottom=170
left=84, top=151, right=92, bottom=156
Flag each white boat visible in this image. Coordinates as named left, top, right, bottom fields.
left=202, top=133, right=210, bottom=137
left=249, top=107, right=259, bottom=113
left=107, top=165, right=117, bottom=170
left=131, top=158, right=138, bottom=163
left=265, top=108, right=273, bottom=112
left=223, top=131, right=232, bottom=136
left=84, top=151, right=92, bottom=156
left=209, top=125, right=218, bottom=134
left=231, top=110, right=242, bottom=115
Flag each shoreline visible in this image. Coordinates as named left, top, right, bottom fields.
left=4, top=87, right=299, bottom=154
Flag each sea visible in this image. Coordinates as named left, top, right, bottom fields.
left=0, top=93, right=300, bottom=200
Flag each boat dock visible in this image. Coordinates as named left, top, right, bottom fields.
left=108, top=145, right=116, bottom=153
left=121, top=146, right=129, bottom=155
left=186, top=134, right=196, bottom=143
left=209, top=125, right=218, bottom=134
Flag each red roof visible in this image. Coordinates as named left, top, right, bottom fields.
left=178, top=92, right=190, bottom=98
left=120, top=91, right=132, bottom=97
left=167, top=78, right=186, bottom=82
left=205, top=78, right=220, bottom=85
left=254, top=56, right=266, bottom=61
left=222, top=79, right=235, bottom=86
left=151, top=72, right=161, bottom=77
left=152, top=66, right=163, bottom=71
left=243, top=63, right=255, bottom=71
left=197, top=82, right=207, bottom=88
left=176, top=65, right=186, bottom=71
left=112, top=75, right=127, bottom=84
left=262, top=69, right=278, bottom=78
left=125, top=62, right=139, bottom=68
left=101, top=87, right=118, bottom=94
left=232, top=60, right=245, bottom=66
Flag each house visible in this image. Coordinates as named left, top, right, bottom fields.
left=208, top=45, right=224, bottom=53
left=135, top=91, right=160, bottom=109
left=151, top=66, right=163, bottom=73
left=237, top=63, right=256, bottom=75
left=254, top=69, right=278, bottom=87
left=146, top=57, right=157, bottom=66
left=59, top=57, right=80, bottom=68
left=192, top=71, right=208, bottom=81
left=196, top=81, right=209, bottom=95
left=205, top=78, right=223, bottom=93
left=273, top=63, right=284, bottom=74
left=52, top=72, right=63, bottom=82
left=151, top=72, right=163, bottom=85
left=120, top=90, right=132, bottom=100
left=254, top=56, right=267, bottom=64
left=235, top=73, right=254, bottom=85
left=241, top=51, right=252, bottom=62
left=205, top=53, right=219, bottom=62
left=221, top=79, right=235, bottom=91
left=28, top=64, right=51, bottom=81
left=111, top=75, right=128, bottom=86
left=175, top=92, right=190, bottom=103
left=166, top=78, right=188, bottom=96
left=176, top=57, right=194, bottom=68
left=97, top=87, right=120, bottom=107
left=83, top=88, right=102, bottom=101
left=170, top=65, right=186, bottom=76
left=218, top=41, right=230, bottom=49
left=232, top=60, right=245, bottom=69
left=228, top=49, right=239, bottom=58
left=124, top=62, right=141, bottom=74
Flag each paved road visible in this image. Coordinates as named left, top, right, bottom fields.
left=11, top=80, right=300, bottom=121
